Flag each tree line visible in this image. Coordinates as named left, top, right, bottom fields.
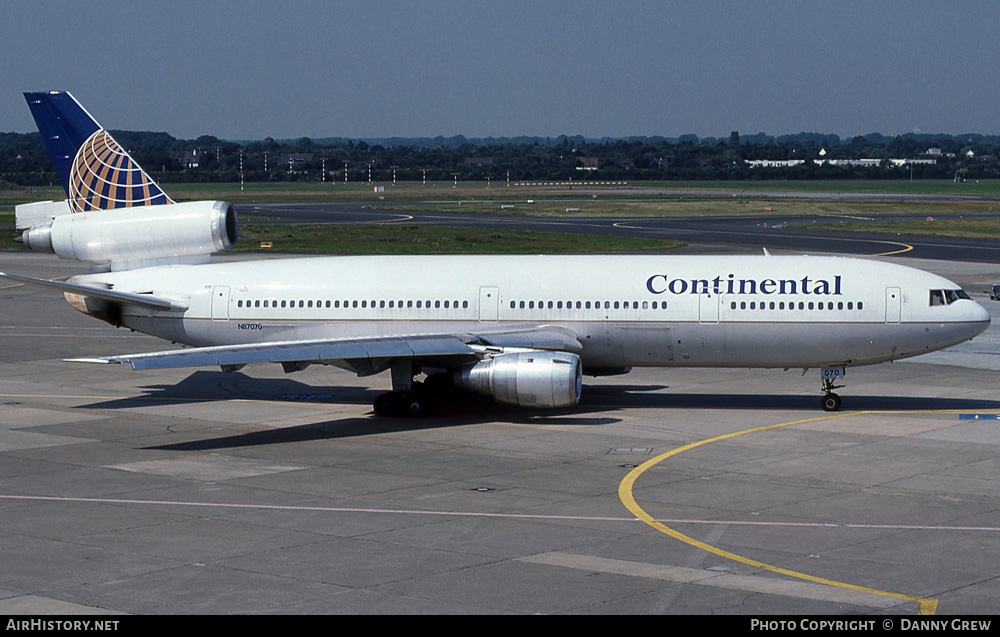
left=2, top=129, right=999, bottom=189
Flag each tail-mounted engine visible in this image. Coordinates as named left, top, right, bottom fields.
left=451, top=351, right=582, bottom=408
left=17, top=200, right=237, bottom=270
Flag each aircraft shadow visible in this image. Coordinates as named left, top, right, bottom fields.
left=585, top=384, right=1000, bottom=412
left=72, top=371, right=1000, bottom=451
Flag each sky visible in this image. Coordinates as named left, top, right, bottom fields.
left=1, top=1, right=998, bottom=141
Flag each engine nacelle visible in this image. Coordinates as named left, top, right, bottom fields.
left=18, top=200, right=237, bottom=269
left=451, top=351, right=582, bottom=408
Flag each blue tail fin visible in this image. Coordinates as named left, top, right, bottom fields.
left=24, top=91, right=173, bottom=212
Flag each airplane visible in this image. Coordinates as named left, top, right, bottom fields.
left=1, top=91, right=991, bottom=416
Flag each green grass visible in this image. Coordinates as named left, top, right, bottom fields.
left=798, top=218, right=1000, bottom=240
left=637, top=179, right=1000, bottom=197
left=5, top=180, right=1000, bottom=249
left=236, top=223, right=685, bottom=254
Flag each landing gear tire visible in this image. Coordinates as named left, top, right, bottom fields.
left=373, top=391, right=432, bottom=418
left=400, top=392, right=429, bottom=418
left=821, top=393, right=842, bottom=412
left=373, top=392, right=401, bottom=418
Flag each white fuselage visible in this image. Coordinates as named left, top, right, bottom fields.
left=72, top=254, right=991, bottom=371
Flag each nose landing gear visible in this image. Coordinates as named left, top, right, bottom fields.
left=820, top=367, right=846, bottom=411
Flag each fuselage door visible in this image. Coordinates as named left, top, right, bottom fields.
left=479, top=286, right=499, bottom=322
left=211, top=286, right=231, bottom=321
left=885, top=287, right=901, bottom=324
left=699, top=292, right=719, bottom=324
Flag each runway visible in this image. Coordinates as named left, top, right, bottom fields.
left=247, top=201, right=1000, bottom=263
left=2, top=245, right=1000, bottom=614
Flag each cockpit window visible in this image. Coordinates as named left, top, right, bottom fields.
left=930, top=289, right=972, bottom=306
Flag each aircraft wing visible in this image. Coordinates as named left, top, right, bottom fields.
left=66, top=326, right=583, bottom=376
left=0, top=271, right=188, bottom=312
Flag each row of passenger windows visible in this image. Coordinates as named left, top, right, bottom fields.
left=236, top=298, right=470, bottom=310
left=234, top=297, right=868, bottom=312
left=731, top=300, right=864, bottom=311
left=510, top=300, right=669, bottom=310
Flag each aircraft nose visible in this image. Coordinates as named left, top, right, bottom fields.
left=969, top=299, right=991, bottom=334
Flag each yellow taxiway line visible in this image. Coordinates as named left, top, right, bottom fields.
left=618, top=411, right=939, bottom=615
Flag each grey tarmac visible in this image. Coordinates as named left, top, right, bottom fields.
left=1, top=249, right=999, bottom=614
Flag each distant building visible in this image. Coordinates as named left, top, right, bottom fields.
left=575, top=156, right=599, bottom=171
left=745, top=159, right=805, bottom=168
left=814, top=158, right=882, bottom=167
left=283, top=153, right=315, bottom=164
left=170, top=150, right=206, bottom=169
left=746, top=157, right=937, bottom=169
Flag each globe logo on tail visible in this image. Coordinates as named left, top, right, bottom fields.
left=69, top=130, right=173, bottom=212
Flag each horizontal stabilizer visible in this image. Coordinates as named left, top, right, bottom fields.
left=0, top=271, right=187, bottom=312
left=15, top=200, right=72, bottom=230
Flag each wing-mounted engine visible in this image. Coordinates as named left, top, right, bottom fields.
left=451, top=350, right=582, bottom=408
left=17, top=200, right=238, bottom=271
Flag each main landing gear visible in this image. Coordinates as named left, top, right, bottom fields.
left=372, top=360, right=445, bottom=418
left=373, top=389, right=431, bottom=418
left=820, top=367, right=845, bottom=412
